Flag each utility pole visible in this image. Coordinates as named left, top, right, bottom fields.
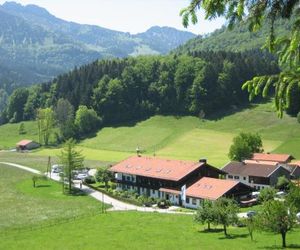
left=47, top=156, right=51, bottom=178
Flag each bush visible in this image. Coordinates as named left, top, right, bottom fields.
left=84, top=176, right=96, bottom=184
left=157, top=199, right=171, bottom=209
left=110, top=182, right=117, bottom=190
left=258, top=187, right=276, bottom=203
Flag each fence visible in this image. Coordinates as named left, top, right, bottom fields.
left=0, top=210, right=105, bottom=239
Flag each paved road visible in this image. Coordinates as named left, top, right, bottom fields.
left=0, top=162, right=41, bottom=174
left=0, top=162, right=193, bottom=214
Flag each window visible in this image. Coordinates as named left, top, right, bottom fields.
left=186, top=197, right=190, bottom=203
left=228, top=175, right=233, bottom=179
left=243, top=177, right=246, bottom=181
left=152, top=189, right=156, bottom=195
left=192, top=198, right=197, bottom=205
left=234, top=176, right=240, bottom=180
left=126, top=176, right=131, bottom=181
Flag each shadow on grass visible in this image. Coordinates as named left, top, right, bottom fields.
left=260, top=244, right=300, bottom=249
left=218, top=233, right=249, bottom=240
left=204, top=98, right=272, bottom=121
left=198, top=228, right=224, bottom=233
left=35, top=184, right=51, bottom=188
left=64, top=188, right=88, bottom=197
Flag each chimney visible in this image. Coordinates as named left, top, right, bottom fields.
left=199, top=158, right=207, bottom=164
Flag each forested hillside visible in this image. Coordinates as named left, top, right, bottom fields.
left=0, top=2, right=195, bottom=93
left=1, top=51, right=279, bottom=130
left=174, top=18, right=292, bottom=54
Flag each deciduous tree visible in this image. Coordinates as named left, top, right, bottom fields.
left=228, top=132, right=263, bottom=161
left=258, top=187, right=276, bottom=203
left=258, top=200, right=296, bottom=248
left=286, top=183, right=300, bottom=211
left=36, top=108, right=55, bottom=146
left=55, top=98, right=75, bottom=140
left=181, top=0, right=300, bottom=117
left=74, top=105, right=101, bottom=136
left=214, top=197, right=239, bottom=236
left=194, top=199, right=216, bottom=230
left=96, top=167, right=113, bottom=190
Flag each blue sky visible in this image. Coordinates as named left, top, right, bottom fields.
left=0, top=0, right=225, bottom=34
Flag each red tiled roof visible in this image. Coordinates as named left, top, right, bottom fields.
left=251, top=153, right=293, bottom=163
left=109, top=156, right=204, bottom=181
left=222, top=161, right=284, bottom=177
left=186, top=177, right=239, bottom=200
left=16, top=140, right=33, bottom=146
left=159, top=188, right=181, bottom=195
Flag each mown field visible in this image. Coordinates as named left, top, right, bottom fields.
left=1, top=153, right=300, bottom=249
left=0, top=152, right=112, bottom=172
left=0, top=164, right=107, bottom=232
left=2, top=210, right=300, bottom=250
left=1, top=102, right=300, bottom=167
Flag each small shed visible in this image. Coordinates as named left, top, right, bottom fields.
left=16, top=140, right=40, bottom=151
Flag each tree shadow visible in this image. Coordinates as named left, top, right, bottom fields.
left=204, top=98, right=272, bottom=121
left=65, top=188, right=88, bottom=196
left=36, top=184, right=51, bottom=188
left=218, top=233, right=249, bottom=240
left=260, top=244, right=300, bottom=249
left=198, top=228, right=224, bottom=234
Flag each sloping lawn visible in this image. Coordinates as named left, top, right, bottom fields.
left=2, top=102, right=300, bottom=165
left=1, top=211, right=299, bottom=250
left=0, top=164, right=107, bottom=232
left=157, top=128, right=281, bottom=167
left=0, top=152, right=112, bottom=172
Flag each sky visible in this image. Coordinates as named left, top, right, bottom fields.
left=0, top=0, right=225, bottom=34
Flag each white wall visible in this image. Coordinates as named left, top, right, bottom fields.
left=226, top=174, right=269, bottom=191
left=183, top=196, right=201, bottom=209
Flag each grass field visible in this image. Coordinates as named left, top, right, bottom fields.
left=1, top=154, right=300, bottom=249
left=2, top=211, right=300, bottom=250
left=1, top=102, right=300, bottom=167
left=0, top=164, right=107, bottom=232
left=0, top=152, right=113, bottom=172
left=0, top=121, right=39, bottom=150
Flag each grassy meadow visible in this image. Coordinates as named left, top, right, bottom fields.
left=1, top=211, right=300, bottom=250
left=1, top=102, right=300, bottom=167
left=1, top=106, right=300, bottom=250
left=0, top=152, right=112, bottom=172
left=0, top=121, right=39, bottom=149
left=0, top=164, right=107, bottom=232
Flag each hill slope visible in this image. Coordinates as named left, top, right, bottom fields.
left=1, top=102, right=299, bottom=166
left=0, top=1, right=195, bottom=89
left=174, top=18, right=292, bottom=54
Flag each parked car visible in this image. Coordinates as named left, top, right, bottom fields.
left=246, top=211, right=257, bottom=218
left=51, top=164, right=63, bottom=173
left=75, top=173, right=89, bottom=180
left=251, top=192, right=260, bottom=199
left=276, top=191, right=286, bottom=198
left=296, top=212, right=300, bottom=222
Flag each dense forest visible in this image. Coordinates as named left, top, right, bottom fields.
left=0, top=51, right=280, bottom=136
left=174, top=18, right=292, bottom=54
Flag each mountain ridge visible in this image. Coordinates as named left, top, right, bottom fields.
left=0, top=1, right=195, bottom=90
